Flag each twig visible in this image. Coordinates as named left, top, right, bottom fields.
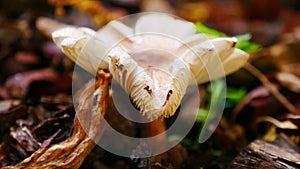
left=244, top=62, right=299, bottom=115
left=140, top=118, right=168, bottom=166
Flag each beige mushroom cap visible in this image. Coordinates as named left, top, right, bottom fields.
left=52, top=13, right=249, bottom=119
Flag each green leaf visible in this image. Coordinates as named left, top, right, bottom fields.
left=196, top=80, right=226, bottom=124
left=226, top=87, right=247, bottom=102
left=213, top=149, right=222, bottom=157
left=181, top=138, right=193, bottom=147
left=196, top=108, right=209, bottom=123
left=225, top=87, right=247, bottom=108
left=167, top=135, right=193, bottom=146
left=198, top=79, right=226, bottom=142
left=235, top=33, right=252, bottom=41
left=195, top=23, right=261, bottom=53
left=195, top=23, right=223, bottom=37
left=234, top=33, right=261, bottom=52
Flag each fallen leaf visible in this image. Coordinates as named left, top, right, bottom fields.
left=0, top=103, right=26, bottom=137
left=10, top=126, right=40, bottom=153
left=5, top=69, right=57, bottom=98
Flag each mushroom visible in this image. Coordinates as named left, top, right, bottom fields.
left=52, top=13, right=249, bottom=119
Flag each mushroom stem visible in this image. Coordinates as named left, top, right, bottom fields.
left=5, top=70, right=112, bottom=169
left=141, top=117, right=169, bottom=164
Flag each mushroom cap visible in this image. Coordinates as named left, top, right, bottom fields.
left=52, top=13, right=249, bottom=119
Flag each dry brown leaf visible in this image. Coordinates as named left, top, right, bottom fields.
left=5, top=69, right=58, bottom=99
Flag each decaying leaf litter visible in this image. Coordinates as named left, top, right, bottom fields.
left=0, top=0, right=300, bottom=168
